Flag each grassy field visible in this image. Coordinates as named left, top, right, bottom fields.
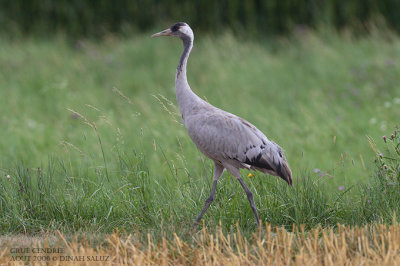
left=0, top=28, right=400, bottom=243
left=2, top=223, right=400, bottom=265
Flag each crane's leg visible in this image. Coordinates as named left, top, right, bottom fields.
left=225, top=166, right=260, bottom=226
left=193, top=163, right=224, bottom=227
left=237, top=176, right=260, bottom=226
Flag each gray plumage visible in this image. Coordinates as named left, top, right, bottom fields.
left=152, top=22, right=292, bottom=227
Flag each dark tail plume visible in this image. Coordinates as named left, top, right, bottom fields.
left=279, top=158, right=292, bottom=186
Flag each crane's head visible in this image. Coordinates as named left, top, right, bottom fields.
left=152, top=22, right=194, bottom=41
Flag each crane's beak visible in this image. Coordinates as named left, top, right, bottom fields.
left=151, top=28, right=172, bottom=37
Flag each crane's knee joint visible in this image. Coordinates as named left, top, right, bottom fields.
left=246, top=191, right=253, bottom=199
left=206, top=196, right=214, bottom=203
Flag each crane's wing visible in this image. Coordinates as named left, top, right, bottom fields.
left=185, top=109, right=292, bottom=185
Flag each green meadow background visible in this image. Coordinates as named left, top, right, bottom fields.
left=0, top=0, right=399, bottom=238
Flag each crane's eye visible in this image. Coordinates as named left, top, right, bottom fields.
left=171, top=22, right=186, bottom=32
left=171, top=25, right=180, bottom=32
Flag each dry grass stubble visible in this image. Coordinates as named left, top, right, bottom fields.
left=1, top=222, right=400, bottom=265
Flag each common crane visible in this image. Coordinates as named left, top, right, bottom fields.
left=152, top=22, right=292, bottom=227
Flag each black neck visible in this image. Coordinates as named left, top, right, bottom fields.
left=177, top=36, right=193, bottom=74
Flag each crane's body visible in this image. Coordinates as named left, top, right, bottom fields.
left=152, top=22, right=292, bottom=226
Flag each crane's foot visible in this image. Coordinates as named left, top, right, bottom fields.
left=192, top=221, right=200, bottom=229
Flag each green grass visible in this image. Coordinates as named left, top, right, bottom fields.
left=0, top=29, right=400, bottom=238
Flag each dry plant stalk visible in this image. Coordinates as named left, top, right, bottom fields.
left=152, top=94, right=181, bottom=124
left=1, top=223, right=400, bottom=265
